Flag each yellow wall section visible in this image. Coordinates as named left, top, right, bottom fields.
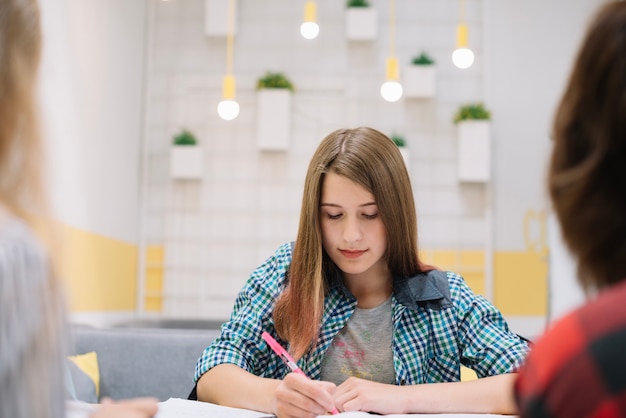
left=144, top=245, right=164, bottom=312
left=57, top=222, right=138, bottom=312
left=54, top=230, right=547, bottom=315
left=420, top=250, right=486, bottom=296
left=140, top=248, right=547, bottom=315
left=421, top=249, right=547, bottom=315
left=494, top=251, right=548, bottom=316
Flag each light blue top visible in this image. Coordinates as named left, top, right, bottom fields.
left=0, top=215, right=66, bottom=418
left=194, top=242, right=530, bottom=384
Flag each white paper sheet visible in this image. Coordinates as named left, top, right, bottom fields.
left=333, top=413, right=511, bottom=418
left=157, top=398, right=273, bottom=418
left=156, top=398, right=513, bottom=418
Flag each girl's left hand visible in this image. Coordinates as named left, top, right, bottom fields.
left=333, top=377, right=405, bottom=415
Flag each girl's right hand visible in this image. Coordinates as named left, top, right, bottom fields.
left=273, top=373, right=337, bottom=418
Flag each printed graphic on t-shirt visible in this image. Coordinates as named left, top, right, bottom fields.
left=320, top=298, right=395, bottom=385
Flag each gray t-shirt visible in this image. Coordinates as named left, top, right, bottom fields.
left=320, top=296, right=395, bottom=385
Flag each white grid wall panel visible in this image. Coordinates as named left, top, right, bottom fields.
left=142, top=0, right=490, bottom=320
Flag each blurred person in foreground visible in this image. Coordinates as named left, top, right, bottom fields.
left=0, top=0, right=157, bottom=417
left=515, top=2, right=626, bottom=417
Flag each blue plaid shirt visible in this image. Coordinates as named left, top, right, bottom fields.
left=195, top=242, right=529, bottom=384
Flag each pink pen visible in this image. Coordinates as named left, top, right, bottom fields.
left=261, top=331, right=339, bottom=415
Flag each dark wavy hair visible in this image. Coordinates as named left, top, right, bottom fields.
left=549, top=1, right=626, bottom=291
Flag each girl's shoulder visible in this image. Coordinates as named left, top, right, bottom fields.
left=265, top=241, right=295, bottom=269
left=247, top=241, right=294, bottom=288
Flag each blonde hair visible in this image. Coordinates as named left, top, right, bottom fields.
left=0, top=0, right=45, bottom=221
left=0, top=1, right=67, bottom=417
left=274, top=127, right=425, bottom=359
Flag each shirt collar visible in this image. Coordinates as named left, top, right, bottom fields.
left=393, top=271, right=452, bottom=311
left=327, top=268, right=451, bottom=311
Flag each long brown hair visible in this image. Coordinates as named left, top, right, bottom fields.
left=274, top=127, right=426, bottom=359
left=549, top=1, right=626, bottom=292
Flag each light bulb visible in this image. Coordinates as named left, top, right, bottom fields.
left=452, top=48, right=474, bottom=69
left=217, top=100, right=239, bottom=120
left=301, top=1, right=318, bottom=39
left=300, top=22, right=319, bottom=39
left=380, top=81, right=403, bottom=102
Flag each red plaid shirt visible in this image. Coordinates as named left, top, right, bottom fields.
left=515, top=280, right=626, bottom=418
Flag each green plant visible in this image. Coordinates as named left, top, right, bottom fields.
left=173, top=129, right=197, bottom=145
left=453, top=102, right=491, bottom=124
left=412, top=52, right=435, bottom=66
left=256, top=71, right=295, bottom=92
left=391, top=134, right=406, bottom=147
left=347, top=0, right=370, bottom=7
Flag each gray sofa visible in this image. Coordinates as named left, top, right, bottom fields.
left=69, top=323, right=222, bottom=401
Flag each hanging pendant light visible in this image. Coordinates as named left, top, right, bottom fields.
left=452, top=0, right=474, bottom=69
left=217, top=0, right=239, bottom=120
left=300, top=0, right=319, bottom=40
left=217, top=74, right=239, bottom=120
left=380, top=0, right=402, bottom=102
left=380, top=57, right=402, bottom=102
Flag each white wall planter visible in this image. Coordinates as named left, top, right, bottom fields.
left=257, top=89, right=292, bottom=151
left=346, top=8, right=377, bottom=41
left=403, top=65, right=436, bottom=98
left=457, top=120, right=490, bottom=182
left=170, top=146, right=204, bottom=179
left=204, top=0, right=237, bottom=37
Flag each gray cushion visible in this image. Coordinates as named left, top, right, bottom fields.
left=70, top=327, right=220, bottom=401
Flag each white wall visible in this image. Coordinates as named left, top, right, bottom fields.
left=142, top=0, right=495, bottom=318
left=547, top=214, right=587, bottom=321
left=486, top=0, right=604, bottom=335
left=39, top=0, right=609, bottom=325
left=488, top=0, right=604, bottom=329
left=39, top=0, right=146, bottom=243
left=141, top=0, right=608, bottom=322
left=489, top=0, right=606, bottom=250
